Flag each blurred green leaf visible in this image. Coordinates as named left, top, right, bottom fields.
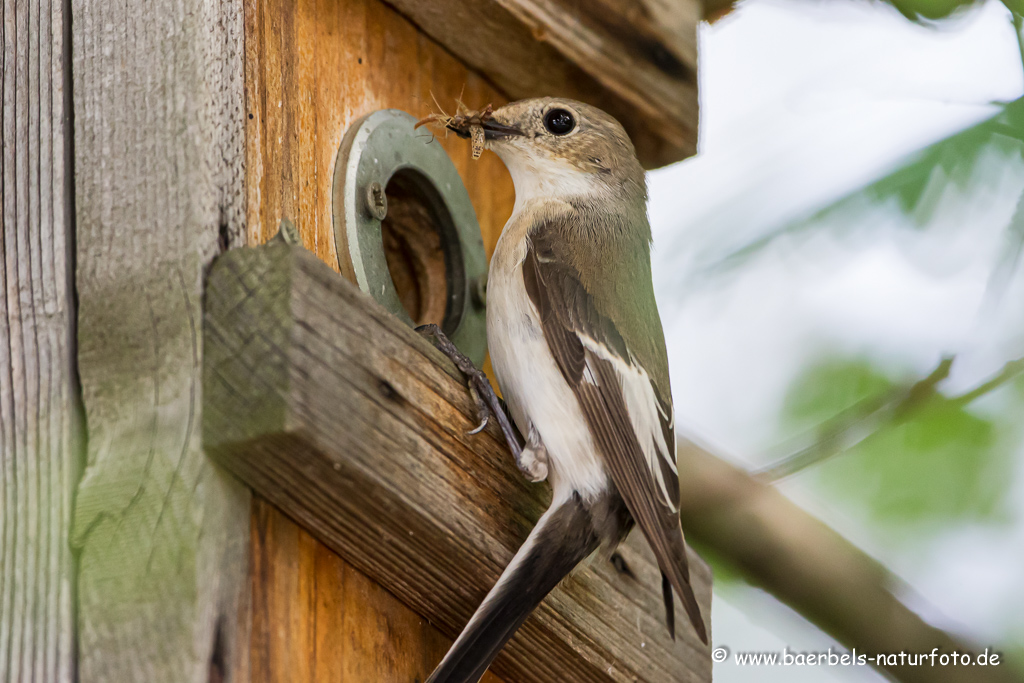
left=783, top=358, right=1012, bottom=527
left=1003, top=639, right=1024, bottom=677
left=687, top=538, right=745, bottom=587
left=784, top=358, right=892, bottom=429
left=707, top=99, right=1024, bottom=276
left=866, top=103, right=1024, bottom=226
left=881, top=0, right=980, bottom=21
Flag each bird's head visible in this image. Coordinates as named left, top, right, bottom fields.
left=447, top=97, right=647, bottom=208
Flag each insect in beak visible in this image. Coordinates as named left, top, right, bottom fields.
left=415, top=102, right=521, bottom=160
left=444, top=118, right=521, bottom=140
left=449, top=114, right=522, bottom=159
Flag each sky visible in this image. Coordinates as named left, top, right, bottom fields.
left=646, top=1, right=1024, bottom=680
left=651, top=0, right=1022, bottom=266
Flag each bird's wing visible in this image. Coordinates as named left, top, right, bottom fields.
left=522, top=220, right=707, bottom=644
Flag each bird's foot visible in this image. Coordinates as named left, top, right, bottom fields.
left=516, top=445, right=549, bottom=483
left=416, top=324, right=523, bottom=460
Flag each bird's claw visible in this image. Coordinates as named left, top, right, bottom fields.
left=465, top=374, right=493, bottom=435
left=467, top=416, right=488, bottom=435
left=416, top=323, right=523, bottom=458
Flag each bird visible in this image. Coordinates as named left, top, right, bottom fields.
left=423, top=97, right=707, bottom=683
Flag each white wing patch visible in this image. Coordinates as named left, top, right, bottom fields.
left=580, top=337, right=679, bottom=512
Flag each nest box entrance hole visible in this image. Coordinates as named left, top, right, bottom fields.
left=380, top=168, right=465, bottom=335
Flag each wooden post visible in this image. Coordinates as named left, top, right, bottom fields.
left=1, top=0, right=77, bottom=678
left=69, top=0, right=251, bottom=680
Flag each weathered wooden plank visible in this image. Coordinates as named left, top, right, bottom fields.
left=250, top=499, right=505, bottom=683
left=204, top=242, right=712, bottom=683
left=0, top=0, right=77, bottom=676
left=69, top=0, right=251, bottom=678
left=243, top=0, right=516, bottom=267
left=378, top=0, right=700, bottom=167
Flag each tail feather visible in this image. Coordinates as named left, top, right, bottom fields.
left=661, top=572, right=675, bottom=640
left=677, top=578, right=707, bottom=645
left=660, top=536, right=707, bottom=645
left=426, top=492, right=600, bottom=683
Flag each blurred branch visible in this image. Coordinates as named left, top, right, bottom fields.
left=755, top=354, right=1024, bottom=482
left=679, top=441, right=1024, bottom=683
left=754, top=184, right=1024, bottom=483
left=754, top=356, right=953, bottom=481
left=951, top=356, right=1024, bottom=407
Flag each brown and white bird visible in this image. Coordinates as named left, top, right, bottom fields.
left=425, top=97, right=707, bottom=683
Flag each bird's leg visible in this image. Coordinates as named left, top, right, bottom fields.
left=416, top=324, right=523, bottom=460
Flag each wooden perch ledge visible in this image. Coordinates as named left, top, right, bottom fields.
left=203, top=241, right=713, bottom=683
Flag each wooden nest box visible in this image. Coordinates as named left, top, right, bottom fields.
left=6, top=0, right=708, bottom=681
left=227, top=0, right=711, bottom=677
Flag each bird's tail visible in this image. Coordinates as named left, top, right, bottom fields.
left=658, top=531, right=708, bottom=645
left=426, top=492, right=600, bottom=683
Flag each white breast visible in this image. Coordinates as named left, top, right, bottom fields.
left=486, top=211, right=609, bottom=501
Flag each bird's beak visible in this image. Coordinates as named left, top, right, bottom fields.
left=446, top=119, right=523, bottom=140
left=481, top=119, right=523, bottom=140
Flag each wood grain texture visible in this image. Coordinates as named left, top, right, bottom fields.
left=244, top=0, right=516, bottom=270
left=378, top=0, right=699, bottom=167
left=250, top=499, right=504, bottom=683
left=0, top=0, right=77, bottom=677
left=69, top=0, right=251, bottom=679
left=204, top=242, right=712, bottom=683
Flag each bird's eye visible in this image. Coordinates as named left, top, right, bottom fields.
left=543, top=108, right=576, bottom=136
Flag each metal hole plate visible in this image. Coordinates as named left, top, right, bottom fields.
left=332, top=109, right=487, bottom=366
